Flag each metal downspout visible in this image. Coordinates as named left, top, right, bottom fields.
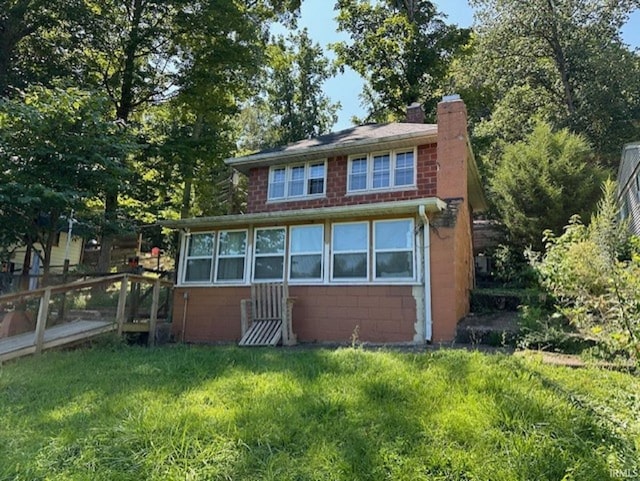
left=418, top=205, right=432, bottom=342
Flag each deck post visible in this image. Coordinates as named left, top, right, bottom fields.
left=116, top=276, right=129, bottom=336
left=34, top=287, right=52, bottom=354
left=148, top=279, right=161, bottom=347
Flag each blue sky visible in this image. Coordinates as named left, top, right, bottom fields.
left=293, top=0, right=640, bottom=131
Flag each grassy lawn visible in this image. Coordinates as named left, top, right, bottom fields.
left=1, top=344, right=638, bottom=481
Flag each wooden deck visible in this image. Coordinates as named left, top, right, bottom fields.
left=0, top=273, right=173, bottom=363
left=0, top=320, right=115, bottom=362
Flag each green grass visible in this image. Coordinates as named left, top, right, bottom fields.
left=1, top=344, right=638, bottom=480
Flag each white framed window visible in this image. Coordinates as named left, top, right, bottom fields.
left=374, top=219, right=414, bottom=280
left=331, top=222, right=369, bottom=280
left=215, top=230, right=247, bottom=282
left=394, top=151, right=415, bottom=186
left=347, top=148, right=416, bottom=193
left=308, top=162, right=326, bottom=195
left=289, top=225, right=324, bottom=281
left=268, top=161, right=327, bottom=200
left=183, top=232, right=215, bottom=283
left=253, top=227, right=286, bottom=281
left=269, top=168, right=286, bottom=200
left=372, top=153, right=391, bottom=189
left=349, top=156, right=368, bottom=191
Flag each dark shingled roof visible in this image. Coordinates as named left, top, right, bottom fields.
left=256, top=122, right=438, bottom=156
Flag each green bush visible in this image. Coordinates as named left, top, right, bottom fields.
left=531, top=180, right=640, bottom=364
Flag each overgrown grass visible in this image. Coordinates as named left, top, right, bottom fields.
left=1, top=345, right=638, bottom=480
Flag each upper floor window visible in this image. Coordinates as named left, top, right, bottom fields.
left=348, top=149, right=416, bottom=193
left=268, top=161, right=326, bottom=201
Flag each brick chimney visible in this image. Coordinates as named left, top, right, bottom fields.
left=406, top=102, right=424, bottom=123
left=436, top=94, right=468, bottom=201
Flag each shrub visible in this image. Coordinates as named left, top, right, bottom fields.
left=531, top=180, right=640, bottom=363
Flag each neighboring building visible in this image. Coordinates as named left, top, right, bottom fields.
left=162, top=97, right=487, bottom=344
left=617, top=142, right=640, bottom=235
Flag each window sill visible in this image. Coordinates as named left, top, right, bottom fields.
left=345, top=186, right=417, bottom=196
left=266, top=195, right=326, bottom=204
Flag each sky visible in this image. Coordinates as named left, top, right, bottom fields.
left=293, top=0, right=640, bottom=131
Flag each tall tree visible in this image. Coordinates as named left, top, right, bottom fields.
left=332, top=0, right=469, bottom=123
left=456, top=0, right=640, bottom=162
left=238, top=29, right=339, bottom=152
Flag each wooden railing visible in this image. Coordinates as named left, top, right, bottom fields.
left=0, top=274, right=173, bottom=355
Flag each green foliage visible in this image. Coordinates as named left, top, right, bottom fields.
left=490, top=121, right=605, bottom=251
left=1, top=346, right=639, bottom=479
left=456, top=0, right=640, bottom=162
left=0, top=86, right=136, bottom=268
left=332, top=0, right=469, bottom=123
left=237, top=29, right=339, bottom=151
left=532, top=180, right=640, bottom=364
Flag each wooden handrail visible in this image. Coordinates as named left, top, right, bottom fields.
left=0, top=273, right=173, bottom=304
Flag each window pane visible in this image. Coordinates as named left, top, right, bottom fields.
left=218, top=231, right=246, bottom=256
left=373, top=154, right=390, bottom=188
left=254, top=256, right=284, bottom=280
left=291, top=225, right=323, bottom=253
left=217, top=258, right=244, bottom=281
left=291, top=254, right=322, bottom=279
left=288, top=166, right=305, bottom=196
left=333, top=223, right=367, bottom=251
left=333, top=253, right=367, bottom=278
left=308, top=178, right=324, bottom=194
left=255, top=229, right=285, bottom=254
left=375, top=220, right=413, bottom=250
left=309, top=163, right=325, bottom=179
left=185, top=259, right=212, bottom=282
left=349, top=158, right=368, bottom=191
left=376, top=252, right=413, bottom=278
left=269, top=168, right=286, bottom=199
left=187, top=233, right=214, bottom=257
left=395, top=151, right=414, bottom=186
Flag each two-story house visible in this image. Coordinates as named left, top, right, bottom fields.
left=162, top=96, right=486, bottom=344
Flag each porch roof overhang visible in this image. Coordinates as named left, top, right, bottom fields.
left=159, top=197, right=447, bottom=230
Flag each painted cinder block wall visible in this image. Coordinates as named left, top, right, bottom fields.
left=172, top=285, right=417, bottom=343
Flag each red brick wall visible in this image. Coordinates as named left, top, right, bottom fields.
left=172, top=285, right=417, bottom=344
left=246, top=144, right=437, bottom=213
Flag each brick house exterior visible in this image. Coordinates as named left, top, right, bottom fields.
left=162, top=97, right=486, bottom=344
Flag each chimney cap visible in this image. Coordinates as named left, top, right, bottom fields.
left=441, top=94, right=461, bottom=102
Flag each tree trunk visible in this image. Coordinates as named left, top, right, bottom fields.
left=19, top=239, right=32, bottom=291
left=545, top=0, right=576, bottom=116
left=180, top=115, right=204, bottom=219
left=97, top=191, right=117, bottom=273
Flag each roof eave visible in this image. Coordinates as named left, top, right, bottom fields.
left=159, top=197, right=446, bottom=230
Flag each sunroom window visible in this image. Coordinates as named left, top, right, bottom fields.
left=253, top=228, right=286, bottom=280
left=332, top=222, right=369, bottom=280
left=289, top=225, right=323, bottom=280
left=374, top=219, right=414, bottom=279
left=183, top=232, right=215, bottom=282
left=215, top=230, right=247, bottom=282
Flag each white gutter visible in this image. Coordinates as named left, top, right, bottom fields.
left=418, top=205, right=433, bottom=342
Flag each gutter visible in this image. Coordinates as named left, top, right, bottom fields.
left=160, top=197, right=447, bottom=230
left=418, top=205, right=433, bottom=342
